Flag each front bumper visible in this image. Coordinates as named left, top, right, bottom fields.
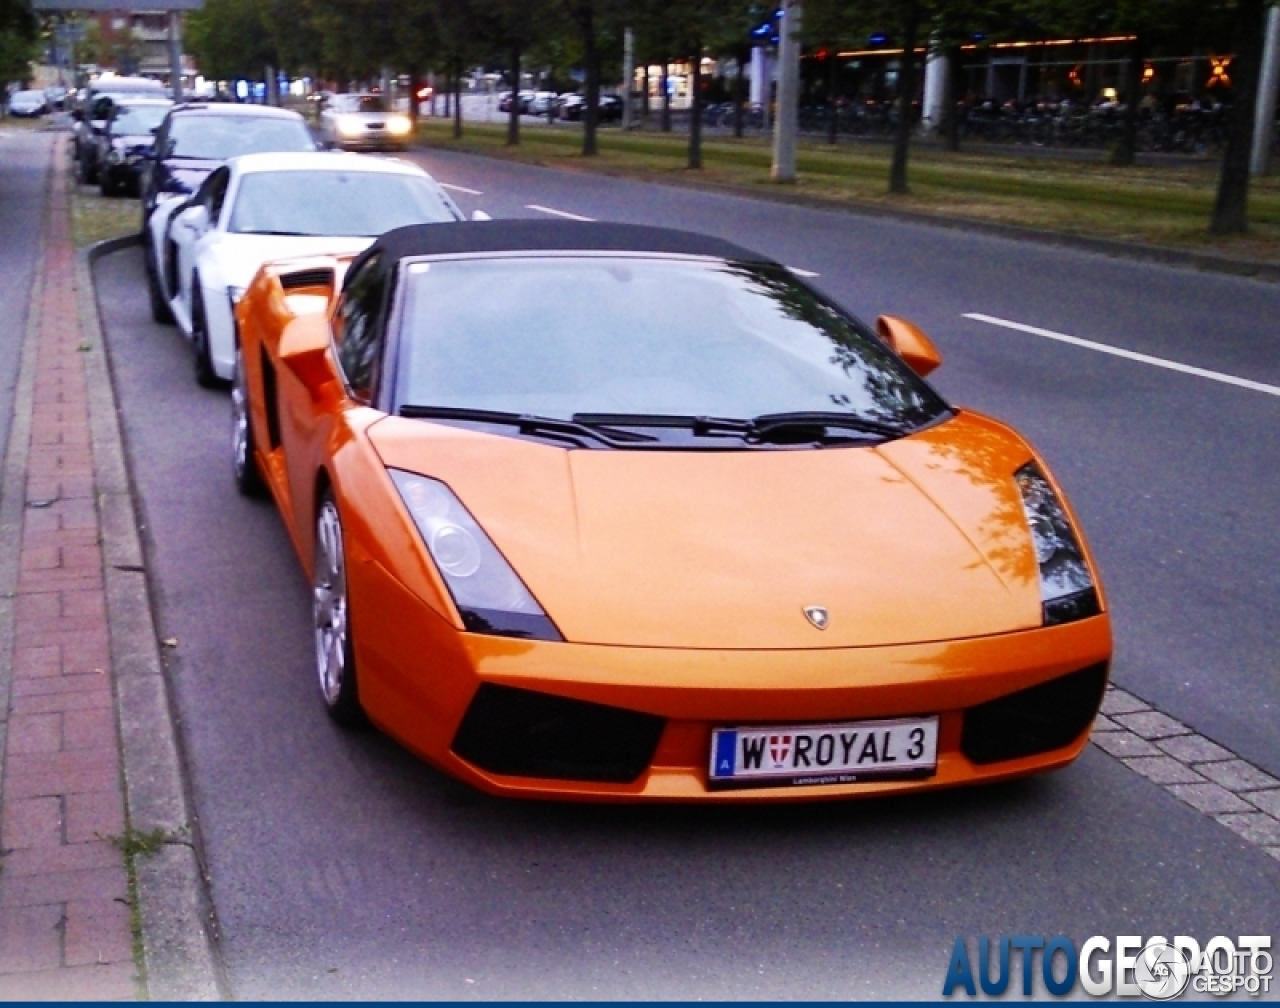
left=350, top=555, right=1112, bottom=802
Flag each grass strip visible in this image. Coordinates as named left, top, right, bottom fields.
left=417, top=120, right=1280, bottom=262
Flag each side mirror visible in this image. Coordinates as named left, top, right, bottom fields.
left=470, top=209, right=492, bottom=221
left=877, top=315, right=942, bottom=378
left=177, top=204, right=210, bottom=233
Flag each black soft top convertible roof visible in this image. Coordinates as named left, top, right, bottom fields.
left=347, top=220, right=775, bottom=288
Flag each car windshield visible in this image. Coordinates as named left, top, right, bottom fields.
left=228, top=170, right=459, bottom=237
left=394, top=255, right=948, bottom=436
left=111, top=104, right=169, bottom=135
left=335, top=95, right=386, bottom=113
left=165, top=114, right=314, bottom=160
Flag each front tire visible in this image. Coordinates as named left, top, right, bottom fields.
left=231, top=344, right=267, bottom=498
left=313, top=492, right=364, bottom=726
left=191, top=287, right=220, bottom=388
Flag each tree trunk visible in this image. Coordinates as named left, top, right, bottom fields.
left=826, top=50, right=838, bottom=145
left=453, top=57, right=463, bottom=139
left=1211, top=0, right=1266, bottom=233
left=942, top=43, right=960, bottom=152
left=507, top=42, right=521, bottom=145
left=888, top=0, right=920, bottom=194
left=1111, top=33, right=1146, bottom=167
left=661, top=62, right=671, bottom=132
left=407, top=66, right=420, bottom=129
left=641, top=63, right=650, bottom=122
left=689, top=38, right=703, bottom=169
left=734, top=48, right=746, bottom=138
left=582, top=4, right=599, bottom=156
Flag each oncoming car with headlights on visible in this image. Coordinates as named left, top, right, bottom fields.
left=319, top=93, right=412, bottom=151
left=232, top=221, right=1112, bottom=803
left=149, top=151, right=463, bottom=387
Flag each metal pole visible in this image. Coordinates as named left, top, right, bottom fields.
left=168, top=11, right=183, bottom=102
left=1252, top=4, right=1280, bottom=176
left=771, top=0, right=802, bottom=182
left=622, top=27, right=634, bottom=131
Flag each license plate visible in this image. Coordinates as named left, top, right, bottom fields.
left=708, top=716, right=939, bottom=790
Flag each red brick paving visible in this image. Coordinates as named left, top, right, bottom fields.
left=0, top=139, right=139, bottom=997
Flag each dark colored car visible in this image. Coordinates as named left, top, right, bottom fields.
left=557, top=93, right=623, bottom=123
left=95, top=98, right=172, bottom=196
left=140, top=103, right=316, bottom=231
left=71, top=76, right=167, bottom=183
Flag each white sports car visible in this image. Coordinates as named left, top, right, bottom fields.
left=146, top=151, right=465, bottom=386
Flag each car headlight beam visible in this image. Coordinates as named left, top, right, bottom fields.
left=1015, top=462, right=1100, bottom=626
left=389, top=470, right=563, bottom=641
left=337, top=115, right=363, bottom=137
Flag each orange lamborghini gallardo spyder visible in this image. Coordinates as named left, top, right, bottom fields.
left=232, top=220, right=1111, bottom=802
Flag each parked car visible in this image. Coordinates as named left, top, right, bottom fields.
left=229, top=219, right=1111, bottom=801
left=94, top=98, right=172, bottom=196
left=6, top=89, right=48, bottom=118
left=318, top=93, right=412, bottom=151
left=140, top=102, right=316, bottom=253
left=557, top=93, right=623, bottom=123
left=71, top=75, right=166, bottom=181
left=44, top=84, right=69, bottom=109
left=147, top=151, right=463, bottom=385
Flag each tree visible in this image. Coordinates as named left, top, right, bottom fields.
left=0, top=0, right=36, bottom=86
left=186, top=0, right=277, bottom=82
left=1210, top=0, right=1268, bottom=232
left=889, top=0, right=923, bottom=194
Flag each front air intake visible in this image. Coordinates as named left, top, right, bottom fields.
left=961, top=663, right=1109, bottom=765
left=452, top=684, right=666, bottom=783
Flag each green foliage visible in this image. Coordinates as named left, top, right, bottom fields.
left=0, top=0, right=36, bottom=85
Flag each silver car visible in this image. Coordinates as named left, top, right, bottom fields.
left=319, top=93, right=412, bottom=151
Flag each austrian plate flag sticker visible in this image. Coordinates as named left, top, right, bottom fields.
left=709, top=716, right=939, bottom=790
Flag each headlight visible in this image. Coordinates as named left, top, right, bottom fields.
left=386, top=114, right=411, bottom=135
left=389, top=470, right=563, bottom=641
left=1015, top=462, right=1100, bottom=626
left=337, top=115, right=364, bottom=137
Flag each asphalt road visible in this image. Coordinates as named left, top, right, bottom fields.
left=80, top=147, right=1280, bottom=998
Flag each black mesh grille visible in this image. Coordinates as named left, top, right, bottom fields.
left=452, top=684, right=666, bottom=783
left=280, top=267, right=334, bottom=291
left=961, top=663, right=1109, bottom=765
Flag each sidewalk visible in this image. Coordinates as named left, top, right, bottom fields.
left=0, top=136, right=137, bottom=998
left=0, top=135, right=221, bottom=1000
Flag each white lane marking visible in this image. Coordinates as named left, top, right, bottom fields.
left=526, top=204, right=595, bottom=221
left=964, top=312, right=1280, bottom=398
left=439, top=182, right=483, bottom=195
left=787, top=266, right=820, bottom=277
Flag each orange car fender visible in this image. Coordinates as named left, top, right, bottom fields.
left=325, top=428, right=474, bottom=747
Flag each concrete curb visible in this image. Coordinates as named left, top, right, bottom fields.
left=418, top=140, right=1280, bottom=284
left=77, top=233, right=226, bottom=1000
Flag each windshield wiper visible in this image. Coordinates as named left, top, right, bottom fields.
left=751, top=411, right=908, bottom=439
left=572, top=413, right=752, bottom=437
left=398, top=406, right=657, bottom=446
left=573, top=411, right=906, bottom=443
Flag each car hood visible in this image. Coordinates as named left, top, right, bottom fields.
left=204, top=232, right=376, bottom=290
left=369, top=410, right=1045, bottom=649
